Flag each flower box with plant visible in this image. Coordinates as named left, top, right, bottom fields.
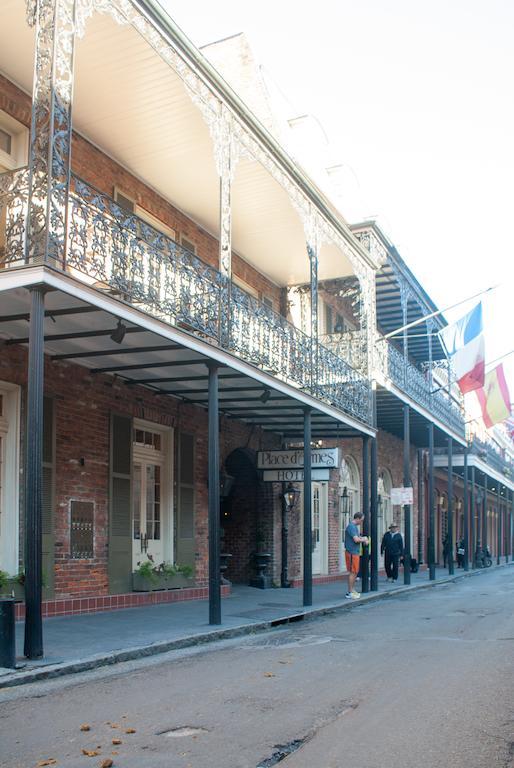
left=132, top=558, right=194, bottom=591
left=0, top=569, right=48, bottom=600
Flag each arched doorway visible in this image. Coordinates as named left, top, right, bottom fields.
left=339, top=455, right=360, bottom=571
left=223, top=448, right=272, bottom=584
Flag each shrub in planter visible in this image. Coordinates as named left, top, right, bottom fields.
left=132, top=560, right=194, bottom=591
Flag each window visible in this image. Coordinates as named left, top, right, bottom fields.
left=113, top=187, right=136, bottom=214
left=0, top=112, right=28, bottom=171
left=0, top=383, right=20, bottom=576
left=114, top=188, right=176, bottom=242
left=262, top=296, right=275, bottom=311
left=232, top=274, right=258, bottom=298
left=180, top=236, right=197, bottom=255
left=0, top=129, right=11, bottom=155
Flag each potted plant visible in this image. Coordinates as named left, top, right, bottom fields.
left=132, top=559, right=194, bottom=591
left=4, top=570, right=47, bottom=600
left=0, top=569, right=9, bottom=597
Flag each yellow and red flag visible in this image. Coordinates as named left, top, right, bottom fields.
left=476, top=364, right=512, bottom=428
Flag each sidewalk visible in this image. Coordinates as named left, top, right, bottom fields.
left=1, top=564, right=509, bottom=689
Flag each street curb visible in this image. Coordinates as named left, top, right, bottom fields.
left=1, top=562, right=512, bottom=689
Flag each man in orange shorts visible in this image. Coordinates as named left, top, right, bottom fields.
left=344, top=511, right=369, bottom=599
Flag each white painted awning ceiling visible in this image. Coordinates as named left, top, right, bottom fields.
left=0, top=283, right=369, bottom=438
left=0, top=2, right=356, bottom=286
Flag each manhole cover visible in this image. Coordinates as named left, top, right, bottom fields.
left=157, top=726, right=209, bottom=738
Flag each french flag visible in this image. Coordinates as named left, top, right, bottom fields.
left=439, top=303, right=485, bottom=394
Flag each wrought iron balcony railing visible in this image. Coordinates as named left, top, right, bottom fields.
left=375, top=333, right=465, bottom=437
left=319, top=330, right=367, bottom=375
left=0, top=168, right=372, bottom=425
left=468, top=434, right=513, bottom=479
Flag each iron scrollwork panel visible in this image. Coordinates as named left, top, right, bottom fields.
left=68, top=177, right=222, bottom=339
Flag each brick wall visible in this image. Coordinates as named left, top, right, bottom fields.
left=0, top=343, right=279, bottom=598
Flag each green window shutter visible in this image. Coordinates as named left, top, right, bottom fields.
left=108, top=413, right=132, bottom=594
left=42, top=396, right=55, bottom=598
left=176, top=432, right=195, bottom=572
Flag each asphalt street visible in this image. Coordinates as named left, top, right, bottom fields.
left=1, top=567, right=513, bottom=768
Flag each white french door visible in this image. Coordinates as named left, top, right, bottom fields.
left=311, top=482, right=327, bottom=575
left=132, top=423, right=172, bottom=570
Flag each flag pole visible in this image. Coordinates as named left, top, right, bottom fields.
left=382, top=284, right=499, bottom=340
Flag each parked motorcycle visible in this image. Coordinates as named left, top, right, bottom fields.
left=474, top=545, right=492, bottom=568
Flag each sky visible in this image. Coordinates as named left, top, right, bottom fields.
left=161, top=0, right=514, bottom=409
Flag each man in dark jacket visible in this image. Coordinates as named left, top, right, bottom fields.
left=381, top=523, right=404, bottom=582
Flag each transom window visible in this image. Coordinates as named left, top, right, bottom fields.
left=134, top=428, right=161, bottom=451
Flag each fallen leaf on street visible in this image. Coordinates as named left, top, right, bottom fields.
left=81, top=749, right=100, bottom=757
left=111, top=739, right=122, bottom=745
left=36, top=760, right=57, bottom=767
left=124, top=728, right=136, bottom=734
left=109, top=724, right=119, bottom=729
left=80, top=724, right=91, bottom=732
left=263, top=672, right=275, bottom=677
left=100, top=760, right=113, bottom=768
left=111, top=752, right=118, bottom=756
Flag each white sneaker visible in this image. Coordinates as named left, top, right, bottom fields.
left=350, top=591, right=361, bottom=599
left=345, top=592, right=353, bottom=599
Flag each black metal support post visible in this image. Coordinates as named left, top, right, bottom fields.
left=463, top=447, right=469, bottom=571
left=482, top=475, right=488, bottom=552
left=417, top=448, right=424, bottom=565
left=428, top=422, right=435, bottom=580
left=509, top=491, right=514, bottom=560
left=24, top=286, right=45, bottom=659
left=303, top=408, right=312, bottom=607
left=470, top=466, right=476, bottom=567
left=361, top=436, right=370, bottom=593
left=370, top=437, right=378, bottom=591
left=403, top=405, right=411, bottom=584
left=281, top=483, right=290, bottom=588
left=207, top=363, right=221, bottom=625
left=447, top=437, right=454, bottom=576
left=497, top=487, right=501, bottom=565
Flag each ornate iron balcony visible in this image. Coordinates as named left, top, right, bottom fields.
left=0, top=169, right=372, bottom=426
left=375, top=332, right=465, bottom=437
left=468, top=434, right=513, bottom=478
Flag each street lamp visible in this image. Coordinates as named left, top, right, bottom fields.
left=283, top=483, right=300, bottom=511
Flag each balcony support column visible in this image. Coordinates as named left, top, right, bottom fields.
left=307, top=243, right=319, bottom=396
left=496, top=483, right=503, bottom=565
left=361, top=436, right=370, bottom=593
left=215, top=104, right=235, bottom=347
left=303, top=408, right=313, bottom=607
left=447, top=437, right=454, bottom=575
left=403, top=405, right=411, bottom=584
left=482, top=474, right=488, bottom=552
left=207, top=362, right=221, bottom=625
left=463, top=447, right=469, bottom=571
left=26, top=0, right=78, bottom=266
left=399, top=283, right=410, bottom=385
left=24, top=286, right=45, bottom=659
left=470, top=466, right=476, bottom=567
left=417, top=448, right=424, bottom=565
left=370, top=436, right=378, bottom=591
left=428, top=422, right=436, bottom=580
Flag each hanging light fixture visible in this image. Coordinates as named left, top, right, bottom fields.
left=340, top=486, right=349, bottom=516
left=110, top=319, right=127, bottom=344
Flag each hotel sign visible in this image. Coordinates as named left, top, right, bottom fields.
left=262, top=468, right=331, bottom=482
left=257, top=448, right=339, bottom=470
left=390, top=487, right=413, bottom=506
